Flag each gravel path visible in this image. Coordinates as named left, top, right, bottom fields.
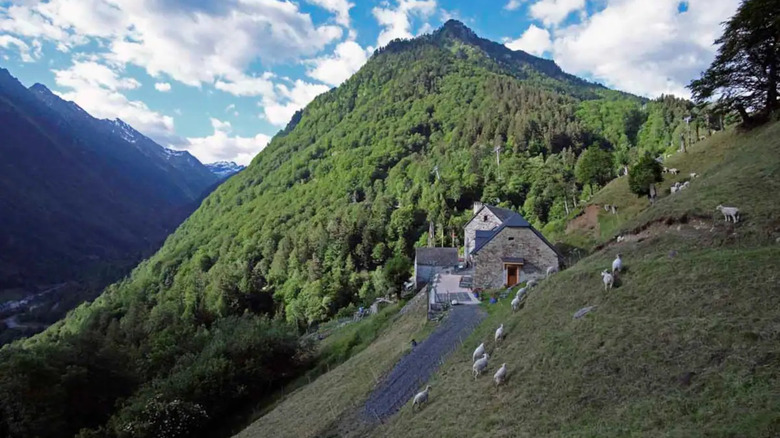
left=362, top=305, right=486, bottom=422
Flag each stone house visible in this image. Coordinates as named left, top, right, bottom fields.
left=465, top=204, right=562, bottom=290
left=414, top=247, right=459, bottom=289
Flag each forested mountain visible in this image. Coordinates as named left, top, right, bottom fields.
left=0, top=21, right=708, bottom=438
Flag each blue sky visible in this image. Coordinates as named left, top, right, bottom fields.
left=0, top=0, right=739, bottom=165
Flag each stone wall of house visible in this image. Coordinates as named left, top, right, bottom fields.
left=464, top=208, right=503, bottom=257
left=473, top=227, right=560, bottom=290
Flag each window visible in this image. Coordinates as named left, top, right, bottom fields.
left=483, top=215, right=488, bottom=222
left=508, top=237, right=515, bottom=241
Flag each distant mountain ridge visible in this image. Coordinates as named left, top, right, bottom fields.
left=29, top=83, right=218, bottom=201
left=206, top=161, right=245, bottom=179
left=0, top=67, right=217, bottom=292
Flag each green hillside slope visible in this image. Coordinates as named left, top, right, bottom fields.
left=373, top=122, right=780, bottom=437
left=244, top=120, right=780, bottom=438
left=0, top=21, right=716, bottom=438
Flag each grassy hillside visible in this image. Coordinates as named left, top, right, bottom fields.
left=560, top=120, right=780, bottom=250
left=236, top=293, right=429, bottom=438
left=374, top=121, right=780, bottom=437
left=248, top=121, right=780, bottom=437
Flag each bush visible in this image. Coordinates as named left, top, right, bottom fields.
left=628, top=154, right=663, bottom=198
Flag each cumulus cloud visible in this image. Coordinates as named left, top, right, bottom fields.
left=52, top=60, right=182, bottom=146
left=0, top=35, right=37, bottom=62
left=154, top=82, right=171, bottom=92
left=305, top=40, right=369, bottom=87
left=552, top=0, right=740, bottom=98
left=529, top=0, right=585, bottom=27
left=505, top=24, right=552, bottom=56
left=0, top=0, right=343, bottom=87
left=183, top=118, right=271, bottom=165
left=215, top=72, right=275, bottom=98
left=263, top=79, right=330, bottom=126
left=305, top=0, right=354, bottom=28
left=373, top=0, right=437, bottom=47
left=504, top=0, right=525, bottom=11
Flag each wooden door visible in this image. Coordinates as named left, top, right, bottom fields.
left=506, top=266, right=518, bottom=286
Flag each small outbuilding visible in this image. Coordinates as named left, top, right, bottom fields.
left=414, top=247, right=459, bottom=288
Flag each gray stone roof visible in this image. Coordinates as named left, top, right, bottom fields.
left=470, top=206, right=562, bottom=260
left=415, top=247, right=459, bottom=266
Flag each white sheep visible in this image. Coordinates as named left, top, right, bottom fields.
left=610, top=205, right=617, bottom=215
left=494, top=363, right=507, bottom=387
left=663, top=166, right=669, bottom=173
left=716, top=205, right=740, bottom=223
left=546, top=266, right=558, bottom=278
left=511, top=296, right=521, bottom=312
left=669, top=168, right=680, bottom=175
left=612, top=254, right=622, bottom=274
left=472, top=342, right=485, bottom=362
left=671, top=182, right=681, bottom=194
left=690, top=172, right=698, bottom=178
left=495, top=324, right=505, bottom=343
left=412, top=385, right=431, bottom=411
left=616, top=235, right=625, bottom=243
left=515, top=287, right=527, bottom=299
left=682, top=181, right=690, bottom=190
left=603, top=204, right=611, bottom=212
left=601, top=270, right=614, bottom=291
left=526, top=279, right=538, bottom=289
left=473, top=353, right=489, bottom=379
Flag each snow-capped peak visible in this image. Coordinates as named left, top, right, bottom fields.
left=206, top=161, right=245, bottom=179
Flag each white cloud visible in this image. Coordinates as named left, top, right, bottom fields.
left=505, top=24, right=552, bottom=56
left=0, top=0, right=343, bottom=87
left=504, top=0, right=525, bottom=11
left=305, top=0, right=354, bottom=27
left=263, top=79, right=330, bottom=126
left=183, top=118, right=271, bottom=165
left=552, top=0, right=740, bottom=98
left=52, top=60, right=181, bottom=146
left=529, top=0, right=585, bottom=27
left=305, top=40, right=369, bottom=87
left=373, top=0, right=437, bottom=47
left=154, top=82, right=171, bottom=92
left=215, top=72, right=275, bottom=97
left=0, top=35, right=36, bottom=62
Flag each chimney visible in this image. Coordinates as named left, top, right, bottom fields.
left=473, top=201, right=483, bottom=215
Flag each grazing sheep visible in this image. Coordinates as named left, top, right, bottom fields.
left=412, top=385, right=431, bottom=411
left=663, top=166, right=669, bottom=173
left=526, top=279, right=538, bottom=289
left=515, top=287, right=527, bottom=298
left=612, top=254, right=622, bottom=274
left=716, top=205, right=740, bottom=223
left=494, top=363, right=507, bottom=387
left=546, top=266, right=559, bottom=278
left=603, top=204, right=611, bottom=212
left=511, top=296, right=521, bottom=312
left=616, top=235, right=625, bottom=243
left=610, top=205, right=618, bottom=215
left=682, top=181, right=690, bottom=189
left=690, top=172, right=698, bottom=178
left=495, top=324, right=505, bottom=343
left=669, top=168, right=680, bottom=175
left=601, top=270, right=614, bottom=291
left=473, top=353, right=489, bottom=379
left=472, top=342, right=485, bottom=362
left=671, top=182, right=681, bottom=194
